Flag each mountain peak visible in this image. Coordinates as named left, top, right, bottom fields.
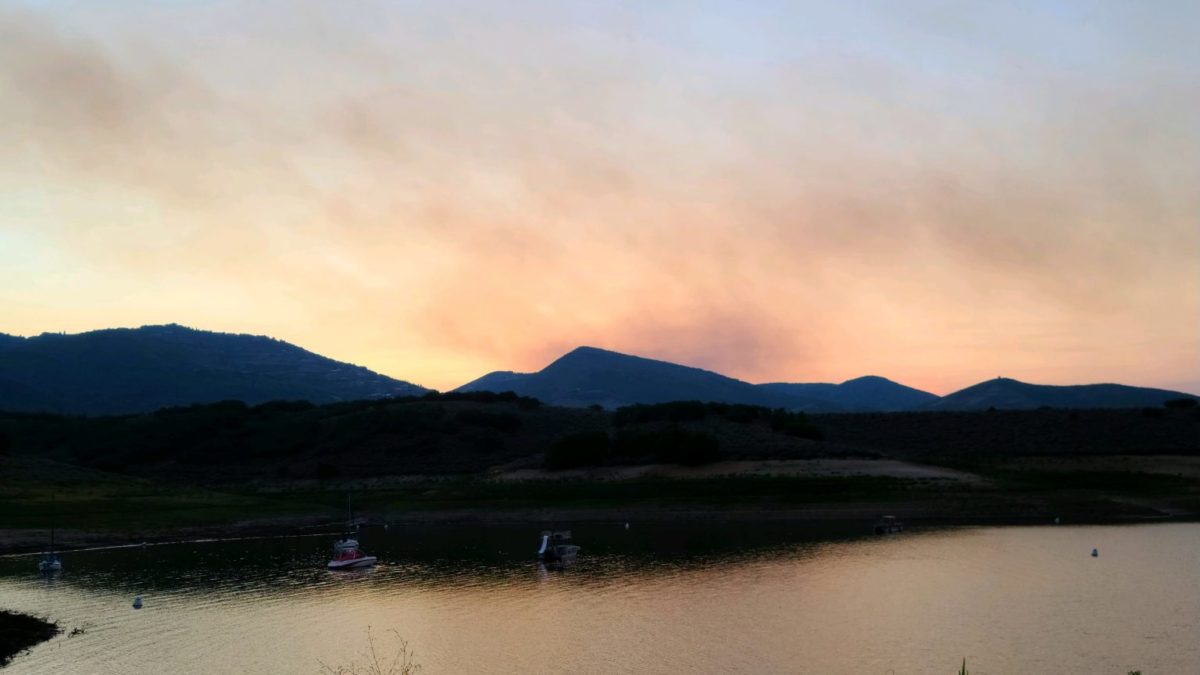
left=840, top=375, right=893, bottom=385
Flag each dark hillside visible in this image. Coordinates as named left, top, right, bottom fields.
left=0, top=324, right=426, bottom=415
left=0, top=396, right=852, bottom=482
left=458, top=346, right=838, bottom=411
left=927, top=377, right=1197, bottom=411
left=757, top=376, right=938, bottom=412
left=813, top=407, right=1200, bottom=460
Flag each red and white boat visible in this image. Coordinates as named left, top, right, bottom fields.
left=327, top=547, right=377, bottom=570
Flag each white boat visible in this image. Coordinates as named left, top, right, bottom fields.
left=38, top=516, right=62, bottom=573
left=333, top=494, right=361, bottom=552
left=537, top=530, right=580, bottom=563
left=334, top=536, right=360, bottom=552
left=327, top=547, right=377, bottom=570
left=873, top=515, right=904, bottom=535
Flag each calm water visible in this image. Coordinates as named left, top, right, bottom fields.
left=2, top=522, right=1198, bottom=674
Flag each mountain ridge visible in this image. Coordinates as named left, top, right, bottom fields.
left=457, top=346, right=928, bottom=411
left=0, top=324, right=426, bottom=415
left=927, top=377, right=1196, bottom=411
left=1, top=326, right=1195, bottom=415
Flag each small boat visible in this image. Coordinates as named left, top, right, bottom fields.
left=873, top=515, right=905, bottom=535
left=537, top=530, right=580, bottom=563
left=38, top=514, right=62, bottom=572
left=327, top=547, right=377, bottom=570
left=333, top=494, right=361, bottom=552
left=132, top=596, right=143, bottom=609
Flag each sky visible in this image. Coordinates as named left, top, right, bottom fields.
left=1, top=1, right=1197, bottom=394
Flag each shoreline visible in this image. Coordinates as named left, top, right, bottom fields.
left=2, top=502, right=1192, bottom=557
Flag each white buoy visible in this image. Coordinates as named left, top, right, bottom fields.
left=624, top=522, right=630, bottom=530
left=1091, top=548, right=1098, bottom=557
left=132, top=596, right=143, bottom=609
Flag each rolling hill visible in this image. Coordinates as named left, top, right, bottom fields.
left=926, top=377, right=1198, bottom=411
left=0, top=324, right=426, bottom=415
left=457, top=346, right=841, bottom=411
left=756, top=376, right=939, bottom=412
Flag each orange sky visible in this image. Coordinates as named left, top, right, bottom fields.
left=1, top=2, right=1197, bottom=394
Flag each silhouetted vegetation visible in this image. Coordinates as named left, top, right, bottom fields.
left=613, top=401, right=822, bottom=440
left=612, top=427, right=722, bottom=466
left=0, top=394, right=1195, bottom=488
left=319, top=628, right=420, bottom=675
left=1165, top=397, right=1198, bottom=409
left=769, top=410, right=823, bottom=440
left=545, top=431, right=612, bottom=470
left=453, top=409, right=522, bottom=432
left=0, top=611, right=58, bottom=667
left=422, top=390, right=541, bottom=409
left=615, top=401, right=788, bottom=426
left=544, top=426, right=725, bottom=470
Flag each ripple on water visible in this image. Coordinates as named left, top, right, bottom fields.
left=1, top=522, right=1198, bottom=674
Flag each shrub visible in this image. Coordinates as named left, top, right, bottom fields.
left=455, top=409, right=521, bottom=432
left=611, top=427, right=722, bottom=466
left=544, top=431, right=610, bottom=470
left=660, top=429, right=721, bottom=466
left=769, top=410, right=822, bottom=440
left=423, top=390, right=541, bottom=408
left=253, top=400, right=316, bottom=414
left=613, top=401, right=725, bottom=426
left=319, top=627, right=420, bottom=675
left=1164, top=397, right=1198, bottom=409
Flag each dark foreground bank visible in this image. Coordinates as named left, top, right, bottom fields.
left=0, top=611, right=58, bottom=667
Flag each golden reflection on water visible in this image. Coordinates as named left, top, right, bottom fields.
left=1, top=524, right=1198, bottom=674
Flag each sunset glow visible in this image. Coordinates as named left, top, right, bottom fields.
left=2, top=1, right=1196, bottom=393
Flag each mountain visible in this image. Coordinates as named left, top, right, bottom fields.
left=756, top=376, right=939, bottom=412
left=0, top=324, right=427, bottom=415
left=926, top=377, right=1198, bottom=411
left=457, top=346, right=842, bottom=411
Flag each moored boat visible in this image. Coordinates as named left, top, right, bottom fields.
left=327, top=547, right=377, bottom=570
left=333, top=494, right=361, bottom=552
left=873, top=515, right=904, bottom=535
left=38, top=511, right=62, bottom=573
left=537, top=530, right=580, bottom=563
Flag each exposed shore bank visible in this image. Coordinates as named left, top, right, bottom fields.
left=1, top=498, right=1192, bottom=557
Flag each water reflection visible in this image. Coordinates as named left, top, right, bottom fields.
left=2, top=522, right=1198, bottom=674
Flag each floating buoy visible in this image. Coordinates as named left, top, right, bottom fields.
left=132, top=596, right=143, bottom=609
left=624, top=522, right=630, bottom=530
left=1054, top=517, right=1060, bottom=525
left=1091, top=548, right=1099, bottom=557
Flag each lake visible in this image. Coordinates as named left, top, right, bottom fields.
left=2, top=521, right=1198, bottom=673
